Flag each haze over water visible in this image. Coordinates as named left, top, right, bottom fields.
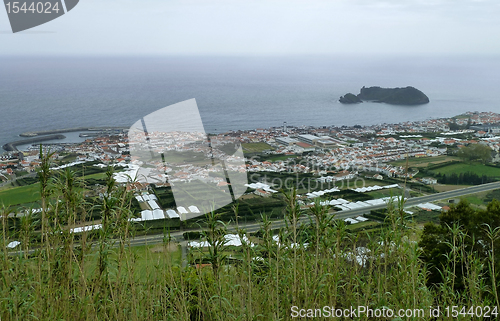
left=1, top=55, right=500, bottom=149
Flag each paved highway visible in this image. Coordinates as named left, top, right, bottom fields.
left=0, top=172, right=37, bottom=188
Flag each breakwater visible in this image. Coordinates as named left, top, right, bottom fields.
left=3, top=127, right=129, bottom=152
left=20, top=127, right=128, bottom=137
left=3, top=134, right=66, bottom=152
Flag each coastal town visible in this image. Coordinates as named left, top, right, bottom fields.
left=2, top=111, right=500, bottom=224
left=2, top=111, right=500, bottom=182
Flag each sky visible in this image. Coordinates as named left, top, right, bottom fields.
left=1, top=0, right=500, bottom=56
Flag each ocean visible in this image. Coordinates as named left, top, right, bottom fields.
left=1, top=55, right=500, bottom=149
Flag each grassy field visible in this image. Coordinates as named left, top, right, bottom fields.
left=0, top=171, right=112, bottom=208
left=1, top=169, right=114, bottom=202
left=441, top=190, right=493, bottom=209
left=430, top=162, right=500, bottom=177
left=130, top=244, right=182, bottom=281
left=359, top=179, right=391, bottom=187
left=390, top=155, right=457, bottom=167
left=347, top=221, right=381, bottom=230
left=0, top=183, right=41, bottom=207
left=82, top=172, right=109, bottom=180
left=79, top=243, right=182, bottom=283
left=241, top=142, right=273, bottom=153
left=433, top=184, right=470, bottom=192
left=464, top=195, right=487, bottom=208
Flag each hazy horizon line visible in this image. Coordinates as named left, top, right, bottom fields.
left=2, top=53, right=500, bottom=59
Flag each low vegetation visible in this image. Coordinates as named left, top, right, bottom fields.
left=0, top=183, right=41, bottom=208
left=412, top=158, right=500, bottom=186
left=390, top=155, right=456, bottom=167
left=0, top=150, right=499, bottom=320
left=457, top=144, right=492, bottom=163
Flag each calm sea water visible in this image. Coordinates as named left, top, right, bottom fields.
left=1, top=55, right=500, bottom=149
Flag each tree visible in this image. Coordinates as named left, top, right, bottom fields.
left=419, top=222, right=449, bottom=285
left=448, top=120, right=461, bottom=131
left=457, top=144, right=492, bottom=163
left=466, top=117, right=472, bottom=129
left=419, top=199, right=500, bottom=297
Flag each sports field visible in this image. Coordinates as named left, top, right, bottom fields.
left=242, top=142, right=273, bottom=153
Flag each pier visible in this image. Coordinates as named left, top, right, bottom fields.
left=20, top=127, right=128, bottom=137
left=3, top=134, right=66, bottom=152
left=3, top=126, right=128, bottom=152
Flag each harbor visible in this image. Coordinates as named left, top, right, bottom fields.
left=2, top=134, right=66, bottom=152
left=19, top=127, right=128, bottom=137
left=4, top=127, right=128, bottom=152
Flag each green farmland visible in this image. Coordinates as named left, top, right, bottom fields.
left=430, top=162, right=500, bottom=177
left=390, top=155, right=457, bottom=168
left=0, top=183, right=41, bottom=208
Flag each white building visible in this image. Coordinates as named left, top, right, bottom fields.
left=276, top=136, right=299, bottom=146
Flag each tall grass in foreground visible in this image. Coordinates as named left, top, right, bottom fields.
left=0, top=158, right=499, bottom=319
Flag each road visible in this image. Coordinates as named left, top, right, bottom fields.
left=0, top=172, right=37, bottom=188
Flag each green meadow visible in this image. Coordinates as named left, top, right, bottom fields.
left=430, top=162, right=500, bottom=177
left=0, top=183, right=41, bottom=208
left=390, top=155, right=457, bottom=167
